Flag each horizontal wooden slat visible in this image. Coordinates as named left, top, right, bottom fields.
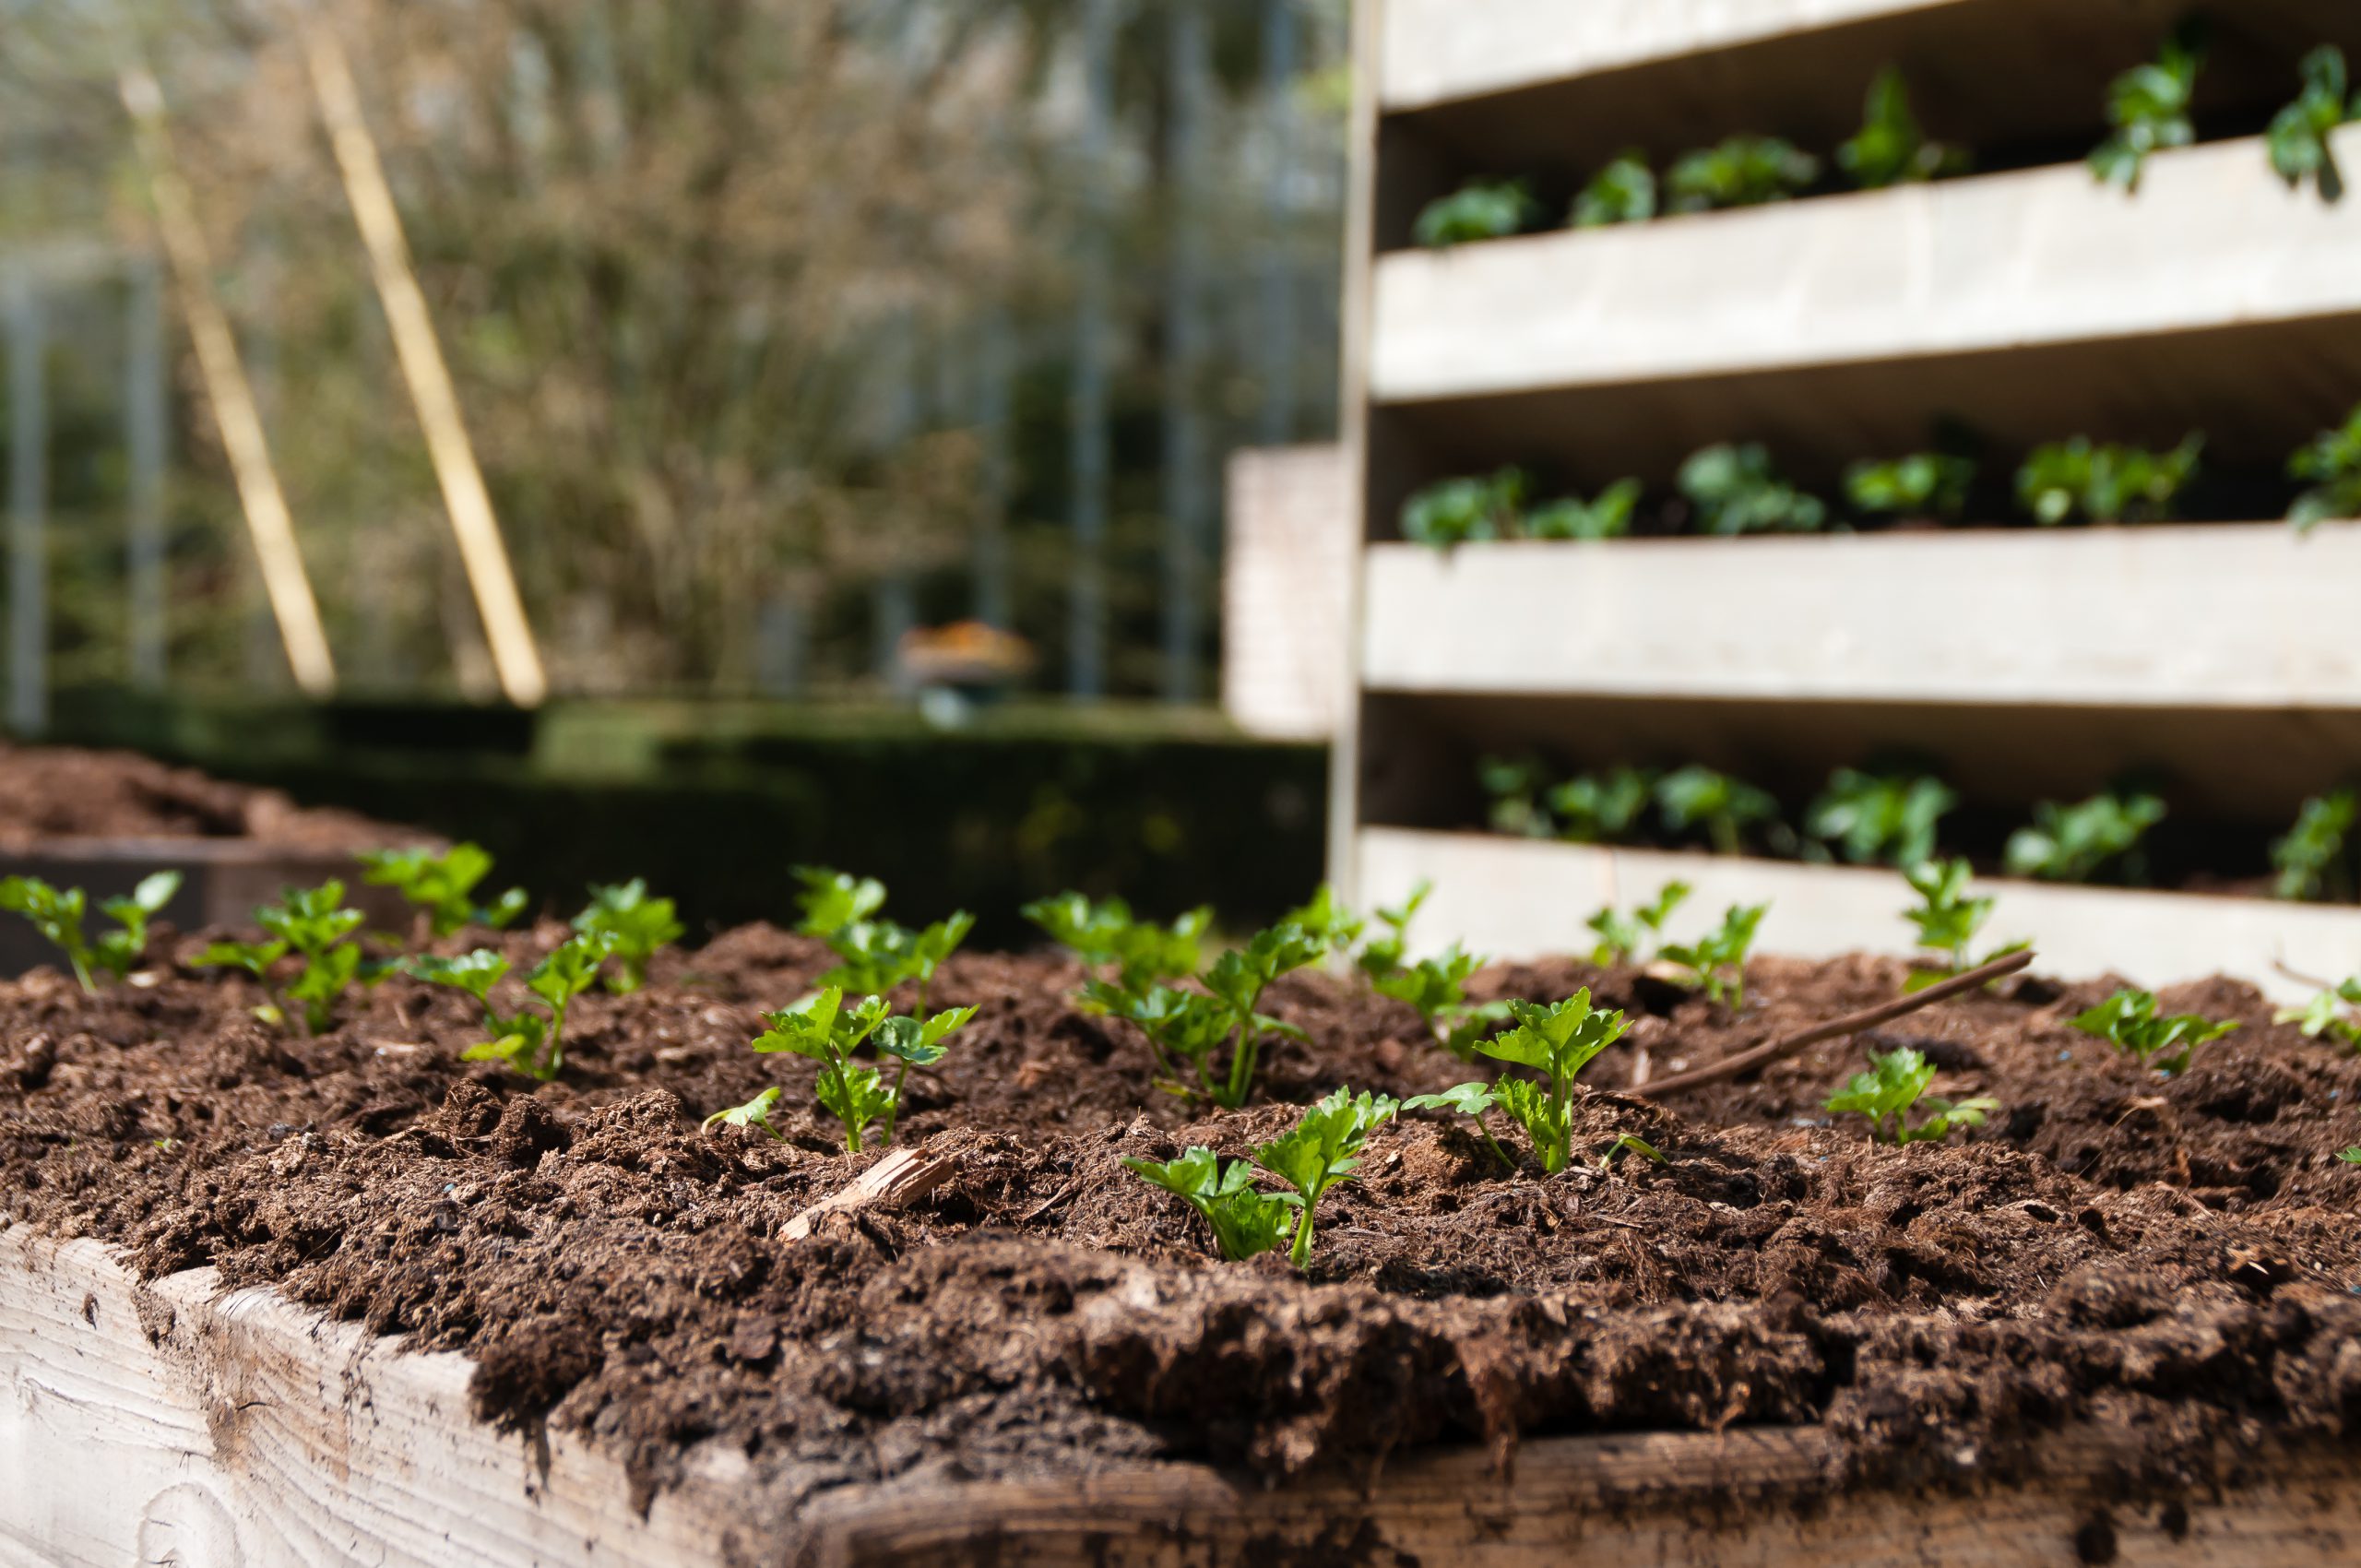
left=1359, top=524, right=2361, bottom=708
left=1371, top=130, right=2361, bottom=408
left=1358, top=827, right=2361, bottom=1002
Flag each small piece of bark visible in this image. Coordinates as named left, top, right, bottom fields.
left=783, top=1146, right=954, bottom=1241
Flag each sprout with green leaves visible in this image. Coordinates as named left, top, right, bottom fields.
left=1413, top=179, right=1539, bottom=247
left=1656, top=765, right=1782, bottom=856
left=0, top=870, right=180, bottom=994
left=1658, top=903, right=1769, bottom=1011
left=1401, top=469, right=1527, bottom=549
left=1900, top=859, right=2025, bottom=991
left=2071, top=989, right=2238, bottom=1075
left=199, top=882, right=380, bottom=1035
left=2091, top=20, right=2206, bottom=191
left=2004, top=790, right=2165, bottom=884
left=794, top=866, right=973, bottom=1008
left=1571, top=151, right=1656, bottom=228
left=2273, top=790, right=2357, bottom=901
left=1481, top=755, right=1556, bottom=839
left=706, top=984, right=977, bottom=1152
left=2278, top=977, right=2361, bottom=1051
left=1586, top=880, right=1691, bottom=967
left=1354, top=880, right=1430, bottom=982
left=1827, top=1046, right=1998, bottom=1144
left=1845, top=454, right=1975, bottom=521
left=1678, top=444, right=1829, bottom=537
left=1667, top=137, right=1819, bottom=211
left=1838, top=66, right=1968, bottom=189
left=1252, top=1087, right=1400, bottom=1268
left=573, top=878, right=684, bottom=994
left=1808, top=768, right=1957, bottom=868
left=2288, top=403, right=2361, bottom=534
left=1548, top=767, right=1655, bottom=845
left=1122, top=1146, right=1296, bottom=1263
left=2017, top=435, right=2201, bottom=526
left=2267, top=46, right=2358, bottom=200
left=409, top=929, right=618, bottom=1081
left=1024, top=890, right=1213, bottom=993
left=358, top=843, right=528, bottom=937
left=1525, top=480, right=1643, bottom=541
left=1408, top=990, right=1633, bottom=1175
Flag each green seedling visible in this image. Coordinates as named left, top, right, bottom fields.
left=198, top=882, right=374, bottom=1035
left=2288, top=403, right=2361, bottom=533
left=1413, top=179, right=1538, bottom=247
left=1838, top=66, right=1968, bottom=188
left=1355, top=880, right=1430, bottom=981
left=1808, top=768, right=1957, bottom=868
left=409, top=929, right=618, bottom=1081
left=1827, top=1046, right=1999, bottom=1144
left=2004, top=790, right=2165, bottom=884
left=2072, top=988, right=2239, bottom=1074
left=1525, top=479, right=1643, bottom=541
left=1024, top=890, right=1213, bottom=992
left=1401, top=469, right=1526, bottom=549
left=1408, top=989, right=1631, bottom=1175
left=1548, top=767, right=1655, bottom=845
left=1597, top=1133, right=1666, bottom=1172
left=1283, top=884, right=1366, bottom=955
left=1122, top=1146, right=1295, bottom=1263
left=705, top=1086, right=783, bottom=1137
left=0, top=870, right=180, bottom=993
left=2340, top=1146, right=2361, bottom=1165
left=572, top=878, right=684, bottom=994
left=2277, top=977, right=2361, bottom=1051
left=1656, top=765, right=1781, bottom=856
left=2273, top=790, right=2358, bottom=901
left=1899, top=859, right=2025, bottom=990
left=1253, top=1087, right=1401, bottom=1268
left=1373, top=944, right=1511, bottom=1063
left=1571, top=151, right=1655, bottom=228
left=1199, top=922, right=1328, bottom=1106
left=1586, top=880, right=1691, bottom=967
left=1658, top=903, right=1768, bottom=1011
left=1679, top=444, right=1828, bottom=536
left=711, top=984, right=976, bottom=1151
left=2268, top=46, right=2358, bottom=199
left=1667, top=136, right=1819, bottom=211
left=1085, top=920, right=1327, bottom=1108
left=794, top=865, right=973, bottom=1007
left=358, top=843, right=528, bottom=937
left=1845, top=454, right=1975, bottom=520
left=2091, top=20, right=2206, bottom=191
left=2017, top=435, right=2201, bottom=525
left=1482, top=755, right=1555, bottom=838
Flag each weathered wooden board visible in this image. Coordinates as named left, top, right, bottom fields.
left=6, top=1226, right=2359, bottom=1567
left=1359, top=827, right=2361, bottom=1004
left=1222, top=444, right=1353, bottom=742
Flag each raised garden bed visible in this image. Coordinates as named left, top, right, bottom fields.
left=7, top=907, right=2361, bottom=1562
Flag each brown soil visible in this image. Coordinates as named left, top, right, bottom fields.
left=6, top=924, right=2361, bottom=1525
left=0, top=743, right=407, bottom=850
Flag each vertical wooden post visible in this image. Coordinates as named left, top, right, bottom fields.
left=1257, top=0, right=1300, bottom=447
left=1159, top=0, right=1211, bottom=706
left=125, top=255, right=169, bottom=692
left=1067, top=0, right=1121, bottom=701
left=6, top=276, right=47, bottom=735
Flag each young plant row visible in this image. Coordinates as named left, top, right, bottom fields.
left=1485, top=757, right=2361, bottom=904
left=1413, top=32, right=2356, bottom=253
left=1399, top=401, right=2361, bottom=548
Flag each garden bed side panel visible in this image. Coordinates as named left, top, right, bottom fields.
left=0, top=1229, right=734, bottom=1568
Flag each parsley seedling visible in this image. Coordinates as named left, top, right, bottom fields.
left=1656, top=765, right=1781, bottom=856
left=1667, top=137, right=1819, bottom=211
left=1586, top=880, right=1691, bottom=967
left=1900, top=858, right=2025, bottom=990
left=200, top=882, right=379, bottom=1035
left=2017, top=435, right=2201, bottom=525
left=2277, top=978, right=2361, bottom=1051
left=2288, top=403, right=2361, bottom=534
left=2071, top=988, right=2238, bottom=1074
left=1408, top=989, right=1631, bottom=1175
left=1525, top=479, right=1643, bottom=541
left=1808, top=768, right=1956, bottom=868
left=409, top=929, right=618, bottom=1080
left=2091, top=20, right=2206, bottom=192
left=1679, top=444, right=1828, bottom=536
left=2340, top=1146, right=2361, bottom=1165
left=1084, top=920, right=1327, bottom=1109
left=1571, top=151, right=1655, bottom=228
left=1481, top=755, right=1555, bottom=838
left=1838, top=66, right=1967, bottom=188
left=359, top=843, right=528, bottom=937
left=1252, top=1087, right=1400, bottom=1268
left=1845, top=454, right=1975, bottom=521
left=572, top=878, right=684, bottom=993
left=1122, top=1146, right=1295, bottom=1263
left=2273, top=790, right=2358, bottom=901
left=1401, top=469, right=1526, bottom=549
left=1413, top=179, right=1538, bottom=248
left=1827, top=1046, right=1998, bottom=1144
left=1658, top=903, right=1769, bottom=1012
left=1548, top=767, right=1655, bottom=845
left=2004, top=790, right=2165, bottom=884
left=0, top=870, right=180, bottom=993
left=714, top=984, right=976, bottom=1152
left=1354, top=880, right=1430, bottom=981
left=794, top=866, right=973, bottom=1009
left=1373, top=943, right=1511, bottom=1063
left=2268, top=46, right=2358, bottom=200
left=1024, top=891, right=1212, bottom=993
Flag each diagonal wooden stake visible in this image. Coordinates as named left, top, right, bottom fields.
left=299, top=21, right=548, bottom=707
left=118, top=66, right=338, bottom=697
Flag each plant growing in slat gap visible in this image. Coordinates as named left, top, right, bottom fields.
left=2090, top=19, right=2206, bottom=191
left=1900, top=859, right=2025, bottom=991
left=1827, top=1047, right=1998, bottom=1144
left=1408, top=990, right=1635, bottom=1175
left=573, top=878, right=684, bottom=993
left=1587, top=881, right=1691, bottom=967
left=359, top=843, right=528, bottom=937
left=1666, top=137, right=1819, bottom=211
left=1548, top=767, right=1655, bottom=844
left=2273, top=790, right=2358, bottom=900
left=1571, top=152, right=1655, bottom=228
left=408, top=929, right=617, bottom=1081
left=199, top=881, right=382, bottom=1035
left=2004, top=790, right=2165, bottom=884
left=1413, top=179, right=1538, bottom=247
left=2016, top=436, right=2201, bottom=525
left=2288, top=403, right=2361, bottom=533
left=1656, top=765, right=1783, bottom=856
left=1022, top=891, right=1212, bottom=993
left=1679, top=444, right=1828, bottom=536
left=2268, top=46, right=2358, bottom=200
left=1401, top=469, right=1526, bottom=549
left=1838, top=67, right=1968, bottom=188
left=2277, top=978, right=2361, bottom=1051
left=1481, top=755, right=1556, bottom=838
left=1658, top=903, right=1769, bottom=1011
left=1808, top=768, right=1957, bottom=868
left=1845, top=454, right=1975, bottom=521
left=2072, top=989, right=2239, bottom=1075
left=794, top=866, right=973, bottom=1008
left=1122, top=1146, right=1295, bottom=1262
left=1252, top=1087, right=1400, bottom=1268
left=1525, top=479, right=1643, bottom=541
left=706, top=984, right=976, bottom=1152
left=0, top=871, right=180, bottom=994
